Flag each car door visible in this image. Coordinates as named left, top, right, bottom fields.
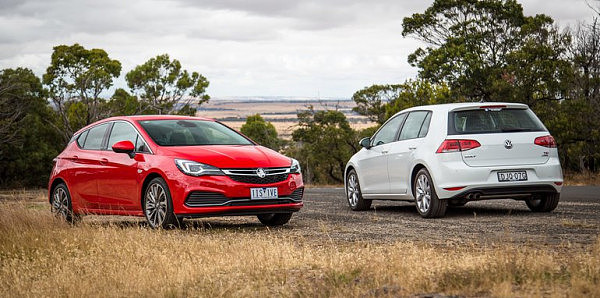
left=97, top=121, right=147, bottom=211
left=358, top=113, right=407, bottom=194
left=388, top=111, right=431, bottom=194
left=69, top=122, right=111, bottom=210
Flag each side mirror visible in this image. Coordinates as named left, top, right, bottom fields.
left=112, top=140, right=136, bottom=158
left=359, top=137, right=371, bottom=149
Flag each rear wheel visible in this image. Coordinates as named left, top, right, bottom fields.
left=51, top=183, right=81, bottom=223
left=346, top=169, right=372, bottom=211
left=526, top=193, right=560, bottom=212
left=143, top=177, right=177, bottom=229
left=413, top=169, right=447, bottom=218
left=257, top=213, right=293, bottom=226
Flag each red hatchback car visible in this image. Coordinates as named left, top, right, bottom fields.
left=48, top=115, right=304, bottom=228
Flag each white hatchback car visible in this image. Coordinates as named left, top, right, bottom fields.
left=345, top=102, right=563, bottom=218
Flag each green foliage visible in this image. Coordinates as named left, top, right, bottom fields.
left=290, top=107, right=359, bottom=184
left=126, top=54, right=210, bottom=115
left=106, top=88, right=148, bottom=116
left=384, top=79, right=453, bottom=118
left=0, top=68, right=61, bottom=187
left=351, top=84, right=403, bottom=124
left=43, top=43, right=121, bottom=142
left=240, top=114, right=281, bottom=151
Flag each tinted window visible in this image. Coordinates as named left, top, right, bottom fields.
left=399, top=111, right=430, bottom=140
left=418, top=112, right=432, bottom=138
left=371, top=113, right=407, bottom=146
left=450, top=108, right=546, bottom=135
left=134, top=135, right=150, bottom=153
left=138, top=120, right=253, bottom=146
left=108, top=122, right=138, bottom=149
left=82, top=123, right=109, bottom=150
left=76, top=130, right=88, bottom=148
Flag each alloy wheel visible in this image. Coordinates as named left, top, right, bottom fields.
left=347, top=173, right=359, bottom=207
left=51, top=187, right=69, bottom=219
left=145, top=183, right=168, bottom=228
left=415, top=174, right=432, bottom=213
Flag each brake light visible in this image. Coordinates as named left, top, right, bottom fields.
left=479, top=105, right=506, bottom=109
left=436, top=139, right=481, bottom=153
left=534, top=135, right=557, bottom=148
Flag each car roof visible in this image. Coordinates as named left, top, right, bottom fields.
left=396, top=102, right=529, bottom=114
left=73, top=115, right=216, bottom=135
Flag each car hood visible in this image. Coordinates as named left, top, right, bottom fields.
left=159, top=145, right=291, bottom=169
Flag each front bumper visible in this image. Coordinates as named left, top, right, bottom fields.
left=167, top=171, right=304, bottom=216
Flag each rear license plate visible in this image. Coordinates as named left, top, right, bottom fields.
left=250, top=187, right=278, bottom=199
left=497, top=171, right=528, bottom=182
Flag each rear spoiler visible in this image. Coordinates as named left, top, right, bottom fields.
left=450, top=103, right=528, bottom=112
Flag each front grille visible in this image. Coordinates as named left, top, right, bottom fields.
left=228, top=173, right=289, bottom=184
left=290, top=188, right=304, bottom=201
left=186, top=192, right=228, bottom=206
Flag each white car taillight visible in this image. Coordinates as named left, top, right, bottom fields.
left=436, top=139, right=481, bottom=153
left=534, top=135, right=557, bottom=148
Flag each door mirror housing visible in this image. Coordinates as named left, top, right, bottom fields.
left=359, top=137, right=371, bottom=149
left=112, top=140, right=136, bottom=158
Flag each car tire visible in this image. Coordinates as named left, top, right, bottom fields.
left=526, top=193, right=560, bottom=212
left=51, top=183, right=81, bottom=223
left=346, top=169, right=372, bottom=211
left=143, top=177, right=177, bottom=229
left=413, top=168, right=447, bottom=218
left=257, top=213, right=293, bottom=226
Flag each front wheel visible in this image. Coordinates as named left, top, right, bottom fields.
left=346, top=169, right=372, bottom=211
left=526, top=193, right=560, bottom=212
left=257, top=213, right=293, bottom=226
left=413, top=169, right=447, bottom=218
left=144, top=177, right=178, bottom=229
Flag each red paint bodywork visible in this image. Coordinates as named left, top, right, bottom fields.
left=48, top=115, right=304, bottom=218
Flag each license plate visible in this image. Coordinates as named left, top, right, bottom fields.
left=250, top=187, right=278, bottom=199
left=497, top=171, right=528, bottom=182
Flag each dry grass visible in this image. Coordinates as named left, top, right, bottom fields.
left=564, top=172, right=600, bottom=186
left=1, top=199, right=600, bottom=297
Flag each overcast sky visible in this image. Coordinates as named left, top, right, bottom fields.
left=0, top=0, right=597, bottom=98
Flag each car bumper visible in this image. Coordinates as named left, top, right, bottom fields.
left=166, top=172, right=304, bottom=216
left=431, top=158, right=563, bottom=199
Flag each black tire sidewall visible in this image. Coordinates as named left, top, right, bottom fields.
left=144, top=177, right=176, bottom=228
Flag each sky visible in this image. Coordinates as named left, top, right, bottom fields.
left=0, top=0, right=598, bottom=98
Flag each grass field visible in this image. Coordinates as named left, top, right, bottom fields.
left=1, top=191, right=599, bottom=297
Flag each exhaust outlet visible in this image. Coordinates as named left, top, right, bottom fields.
left=473, top=193, right=481, bottom=200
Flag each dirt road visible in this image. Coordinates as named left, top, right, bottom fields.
left=285, top=186, right=600, bottom=245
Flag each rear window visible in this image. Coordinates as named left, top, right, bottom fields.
left=138, top=120, right=253, bottom=146
left=449, top=108, right=546, bottom=135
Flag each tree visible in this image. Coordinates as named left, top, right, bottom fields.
left=402, top=0, right=569, bottom=103
left=43, top=44, right=121, bottom=142
left=126, top=54, right=209, bottom=115
left=240, top=114, right=281, bottom=151
left=290, top=107, right=358, bottom=184
left=0, top=68, right=61, bottom=187
left=106, top=88, right=147, bottom=116
left=384, top=79, right=453, bottom=118
left=351, top=84, right=403, bottom=124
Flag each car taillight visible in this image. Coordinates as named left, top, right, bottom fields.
left=534, top=135, right=557, bottom=148
left=436, top=139, right=481, bottom=153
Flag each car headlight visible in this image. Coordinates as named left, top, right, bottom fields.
left=175, top=159, right=224, bottom=176
left=290, top=158, right=301, bottom=174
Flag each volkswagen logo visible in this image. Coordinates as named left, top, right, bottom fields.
left=256, top=168, right=266, bottom=178
left=504, top=140, right=513, bottom=149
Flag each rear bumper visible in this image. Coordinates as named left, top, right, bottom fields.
left=448, top=184, right=558, bottom=200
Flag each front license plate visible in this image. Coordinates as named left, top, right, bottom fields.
left=250, top=187, right=278, bottom=199
left=497, top=171, right=528, bottom=182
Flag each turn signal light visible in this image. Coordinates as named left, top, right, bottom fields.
left=534, top=135, right=557, bottom=148
left=436, top=139, right=481, bottom=153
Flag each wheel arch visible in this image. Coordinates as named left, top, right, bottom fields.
left=140, top=172, right=166, bottom=207
left=48, top=177, right=67, bottom=203
left=410, top=163, right=428, bottom=198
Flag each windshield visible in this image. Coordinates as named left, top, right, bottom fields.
left=138, top=120, right=254, bottom=146
left=449, top=108, right=546, bottom=135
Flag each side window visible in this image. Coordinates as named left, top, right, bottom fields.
left=371, top=113, right=407, bottom=146
left=108, top=122, right=139, bottom=149
left=399, top=111, right=429, bottom=141
left=134, top=135, right=150, bottom=153
left=82, top=123, right=110, bottom=150
left=76, top=130, right=89, bottom=148
left=418, top=112, right=432, bottom=138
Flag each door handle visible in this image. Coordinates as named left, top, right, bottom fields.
left=381, top=150, right=389, bottom=154
left=71, top=155, right=79, bottom=160
left=409, top=147, right=417, bottom=150
left=100, top=158, right=109, bottom=164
